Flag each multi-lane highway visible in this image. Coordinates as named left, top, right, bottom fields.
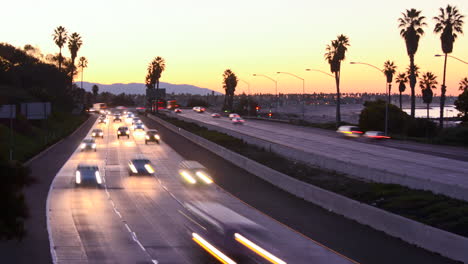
left=176, top=110, right=468, bottom=201
left=47, top=113, right=357, bottom=264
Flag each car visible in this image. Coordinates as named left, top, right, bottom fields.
left=132, top=117, right=142, bottom=125
left=145, top=129, right=161, bottom=144
left=98, top=117, right=107, bottom=124
left=178, top=160, right=213, bottom=185
left=133, top=123, right=145, bottom=131
left=336, top=126, right=363, bottom=138
left=231, top=117, right=245, bottom=125
left=75, top=164, right=103, bottom=187
left=91, top=128, right=104, bottom=138
left=228, top=113, right=240, bottom=119
left=174, top=108, right=182, bottom=113
left=80, top=138, right=97, bottom=152
left=363, top=131, right=390, bottom=139
left=113, top=115, right=122, bottom=122
left=193, top=106, right=206, bottom=113
left=128, top=157, right=155, bottom=175
left=117, top=126, right=130, bottom=138
left=211, top=113, right=221, bottom=118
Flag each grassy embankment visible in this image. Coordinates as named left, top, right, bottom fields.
left=156, top=113, right=468, bottom=238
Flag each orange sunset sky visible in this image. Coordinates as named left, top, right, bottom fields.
left=2, top=0, right=467, bottom=96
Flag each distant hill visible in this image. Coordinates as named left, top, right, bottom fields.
left=77, top=82, right=222, bottom=95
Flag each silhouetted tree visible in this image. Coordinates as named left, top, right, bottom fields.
left=419, top=72, right=438, bottom=119
left=455, top=77, right=468, bottom=122
left=222, top=69, right=238, bottom=111
left=433, top=5, right=465, bottom=128
left=67, top=32, right=83, bottom=86
left=324, top=34, right=350, bottom=125
left=395, top=73, right=408, bottom=109
left=92, top=84, right=99, bottom=97
left=398, top=8, right=427, bottom=118
left=146, top=57, right=166, bottom=112
left=52, top=26, right=68, bottom=71
left=383, top=60, right=397, bottom=104
left=78, top=56, right=88, bottom=89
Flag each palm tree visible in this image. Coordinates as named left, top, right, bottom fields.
left=433, top=5, right=465, bottom=128
left=147, top=57, right=166, bottom=112
left=78, top=56, right=88, bottom=89
left=92, top=84, right=99, bottom=97
left=419, top=72, right=438, bottom=119
left=395, top=73, right=408, bottom=109
left=460, top=77, right=468, bottom=91
left=455, top=77, right=468, bottom=121
left=223, top=69, right=238, bottom=111
left=383, top=60, right=397, bottom=104
left=324, top=34, right=350, bottom=125
left=398, top=8, right=427, bottom=118
left=68, top=33, right=83, bottom=86
left=52, top=26, right=68, bottom=71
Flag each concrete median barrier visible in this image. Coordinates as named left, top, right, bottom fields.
left=148, top=114, right=468, bottom=263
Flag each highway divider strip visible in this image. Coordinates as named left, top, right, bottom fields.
left=148, top=114, right=468, bottom=263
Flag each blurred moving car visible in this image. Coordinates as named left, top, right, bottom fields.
left=211, top=113, right=221, bottom=118
left=229, top=113, right=240, bottom=119
left=98, top=117, right=107, bottom=124
left=91, top=128, right=104, bottom=138
left=133, top=123, right=145, bottom=131
left=117, top=126, right=130, bottom=138
left=145, top=129, right=161, bottom=144
left=363, top=131, right=390, bottom=139
left=232, top=117, right=245, bottom=125
left=178, top=160, right=213, bottom=185
left=193, top=106, right=206, bottom=113
left=113, top=115, right=122, bottom=122
left=174, top=108, right=182, bottom=113
left=75, top=164, right=103, bottom=187
left=80, top=138, right=97, bottom=152
left=132, top=117, right=142, bottom=125
left=336, top=126, right=363, bottom=138
left=128, top=156, right=155, bottom=175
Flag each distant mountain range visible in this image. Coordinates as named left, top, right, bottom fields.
left=77, top=82, right=221, bottom=95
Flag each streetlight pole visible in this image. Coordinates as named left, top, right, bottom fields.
left=435, top=54, right=468, bottom=65
left=239, top=79, right=251, bottom=116
left=253, top=74, right=278, bottom=111
left=277, top=71, right=305, bottom=120
left=350, top=62, right=389, bottom=136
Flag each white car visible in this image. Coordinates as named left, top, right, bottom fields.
left=193, top=106, right=206, bottom=113
left=228, top=113, right=240, bottom=119
left=336, top=126, right=363, bottom=138
left=363, top=131, right=390, bottom=139
left=80, top=138, right=97, bottom=152
left=231, top=117, right=245, bottom=125
left=75, top=164, right=102, bottom=187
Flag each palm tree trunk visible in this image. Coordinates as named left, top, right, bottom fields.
left=399, top=91, right=402, bottom=109
left=439, top=54, right=448, bottom=129
left=58, top=47, right=62, bottom=71
left=80, top=67, right=84, bottom=89
left=427, top=103, right=429, bottom=120
left=335, top=71, right=341, bottom=125
left=156, top=80, right=159, bottom=113
left=409, top=55, right=416, bottom=118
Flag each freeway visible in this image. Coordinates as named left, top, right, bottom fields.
left=47, top=114, right=357, bottom=264
left=175, top=110, right=468, bottom=200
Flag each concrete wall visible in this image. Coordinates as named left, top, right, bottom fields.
left=149, top=114, right=468, bottom=263
left=165, top=113, right=468, bottom=203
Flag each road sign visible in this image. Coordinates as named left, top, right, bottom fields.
left=146, top=88, right=166, bottom=99
left=21, top=102, right=51, bottom=119
left=0, top=104, right=16, bottom=118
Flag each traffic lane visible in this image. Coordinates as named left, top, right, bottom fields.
left=134, top=126, right=353, bottom=264
left=141, top=114, right=458, bottom=264
left=178, top=111, right=468, bottom=188
left=180, top=111, right=468, bottom=162
left=0, top=114, right=96, bottom=264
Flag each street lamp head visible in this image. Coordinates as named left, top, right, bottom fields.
left=434, top=54, right=443, bottom=57
left=305, top=69, right=311, bottom=71
left=350, top=62, right=357, bottom=64
left=276, top=72, right=281, bottom=74
left=252, top=74, right=257, bottom=76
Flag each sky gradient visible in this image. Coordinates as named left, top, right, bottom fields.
left=2, top=0, right=467, bottom=95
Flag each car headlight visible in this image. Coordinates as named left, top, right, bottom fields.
left=80, top=143, right=85, bottom=149
left=180, top=170, right=197, bottom=184
left=126, top=131, right=129, bottom=134
left=118, top=131, right=121, bottom=134
left=196, top=171, right=213, bottom=184
left=145, top=164, right=155, bottom=174
left=99, top=133, right=103, bottom=136
left=92, top=133, right=96, bottom=136
left=92, top=144, right=96, bottom=148
left=129, top=163, right=138, bottom=173
left=145, top=136, right=150, bottom=140
left=155, top=135, right=160, bottom=140
left=75, top=171, right=81, bottom=184
left=95, top=171, right=102, bottom=184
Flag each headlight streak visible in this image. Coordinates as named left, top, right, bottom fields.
left=145, top=164, right=155, bottom=174
left=196, top=171, right=213, bottom=184
left=180, top=171, right=197, bottom=184
left=129, top=163, right=138, bottom=173
left=192, top=233, right=237, bottom=264
left=155, top=135, right=160, bottom=140
left=92, top=144, right=96, bottom=148
left=75, top=171, right=81, bottom=184
left=80, top=143, right=86, bottom=149
left=234, top=233, right=286, bottom=264
left=95, top=171, right=102, bottom=184
left=146, top=135, right=150, bottom=140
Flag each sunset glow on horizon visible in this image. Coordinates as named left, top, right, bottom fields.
left=2, top=0, right=467, bottom=96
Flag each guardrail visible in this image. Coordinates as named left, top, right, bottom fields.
left=148, top=114, right=468, bottom=263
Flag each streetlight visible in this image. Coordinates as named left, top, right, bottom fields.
left=252, top=74, right=278, bottom=110
left=239, top=79, right=251, bottom=116
left=350, top=61, right=390, bottom=136
left=277, top=71, right=305, bottom=120
left=305, top=68, right=334, bottom=78
left=435, top=54, right=468, bottom=65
